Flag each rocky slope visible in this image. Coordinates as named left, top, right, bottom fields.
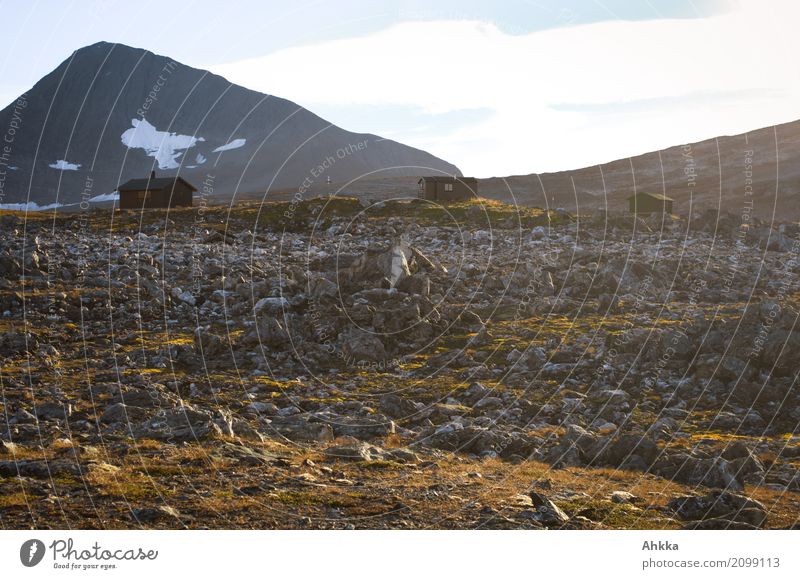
left=1, top=199, right=799, bottom=529
left=0, top=42, right=460, bottom=207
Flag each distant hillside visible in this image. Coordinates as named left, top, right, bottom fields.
left=478, top=120, right=800, bottom=221
left=292, top=120, right=800, bottom=223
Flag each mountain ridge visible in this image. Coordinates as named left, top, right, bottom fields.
left=477, top=117, right=800, bottom=220
left=0, top=41, right=461, bottom=206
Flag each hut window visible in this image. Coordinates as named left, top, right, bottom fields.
left=444, top=183, right=453, bottom=192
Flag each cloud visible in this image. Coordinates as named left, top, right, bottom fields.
left=210, top=0, right=800, bottom=176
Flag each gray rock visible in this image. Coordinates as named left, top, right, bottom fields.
left=214, top=442, right=278, bottom=466
left=385, top=448, right=419, bottom=463
left=0, top=440, right=19, bottom=454
left=246, top=316, right=289, bottom=347
left=379, top=393, right=420, bottom=419
left=528, top=491, right=570, bottom=525
left=268, top=416, right=334, bottom=443
left=340, top=329, right=386, bottom=364
left=34, top=402, right=73, bottom=421
left=133, top=407, right=223, bottom=442
left=12, top=409, right=37, bottom=424
left=131, top=505, right=182, bottom=524
left=324, top=442, right=385, bottom=462
left=667, top=491, right=767, bottom=528
left=656, top=454, right=744, bottom=491
left=101, top=402, right=148, bottom=424
left=253, top=296, right=289, bottom=315
left=308, top=275, right=338, bottom=300
left=332, top=415, right=395, bottom=440
left=0, top=459, right=81, bottom=478
left=610, top=490, right=639, bottom=504
left=245, top=401, right=279, bottom=415
left=231, top=418, right=265, bottom=442
left=600, top=433, right=659, bottom=468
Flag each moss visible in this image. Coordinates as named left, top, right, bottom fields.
left=93, top=475, right=162, bottom=501
left=0, top=492, right=31, bottom=507
left=132, top=464, right=201, bottom=477
left=560, top=497, right=678, bottom=530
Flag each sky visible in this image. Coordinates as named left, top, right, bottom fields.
left=1, top=0, right=799, bottom=177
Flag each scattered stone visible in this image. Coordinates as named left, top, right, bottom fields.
left=0, top=440, right=19, bottom=454
left=667, top=491, right=767, bottom=529
left=324, top=442, right=385, bottom=462
left=527, top=491, right=570, bottom=525
left=0, top=459, right=81, bottom=478
left=131, top=505, right=182, bottom=524
left=340, top=329, right=386, bottom=364
left=245, top=402, right=279, bottom=415
left=610, top=490, right=639, bottom=504
left=133, top=407, right=223, bottom=442
left=34, top=402, right=73, bottom=421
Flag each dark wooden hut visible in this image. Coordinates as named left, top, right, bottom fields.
left=418, top=176, right=478, bottom=202
left=117, top=171, right=196, bottom=209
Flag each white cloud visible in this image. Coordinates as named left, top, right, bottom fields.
left=49, top=159, right=81, bottom=171
left=209, top=1, right=800, bottom=176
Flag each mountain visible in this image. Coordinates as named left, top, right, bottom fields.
left=478, top=120, right=800, bottom=221
left=0, top=41, right=460, bottom=206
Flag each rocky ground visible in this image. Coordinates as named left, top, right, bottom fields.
left=1, top=197, right=799, bottom=529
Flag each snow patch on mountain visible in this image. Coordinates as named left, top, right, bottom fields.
left=121, top=118, right=204, bottom=169
left=88, top=192, right=119, bottom=203
left=0, top=191, right=119, bottom=211
left=0, top=201, right=65, bottom=211
left=212, top=138, right=246, bottom=153
left=49, top=160, right=81, bottom=171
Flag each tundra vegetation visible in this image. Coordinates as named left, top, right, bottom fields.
left=0, top=197, right=798, bottom=529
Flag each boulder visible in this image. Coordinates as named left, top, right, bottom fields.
left=340, top=329, right=386, bottom=364
left=267, top=416, right=335, bottom=443
left=133, top=407, right=223, bottom=442
left=667, top=491, right=767, bottom=529
left=34, top=402, right=73, bottom=421
left=655, top=454, right=744, bottom=491
left=379, top=393, right=420, bottom=419
left=101, top=402, right=149, bottom=424
left=324, top=441, right=385, bottom=462
left=527, top=491, right=570, bottom=525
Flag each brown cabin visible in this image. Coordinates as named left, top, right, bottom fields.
left=628, top=192, right=673, bottom=215
left=117, top=172, right=196, bottom=209
left=418, top=176, right=478, bottom=202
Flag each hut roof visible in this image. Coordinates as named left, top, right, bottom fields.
left=418, top=176, right=477, bottom=184
left=117, top=176, right=197, bottom=192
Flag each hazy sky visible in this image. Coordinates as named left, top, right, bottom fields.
left=1, top=0, right=798, bottom=177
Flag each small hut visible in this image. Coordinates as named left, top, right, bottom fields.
left=117, top=171, right=196, bottom=209
left=418, top=176, right=478, bottom=202
left=628, top=192, right=673, bottom=215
